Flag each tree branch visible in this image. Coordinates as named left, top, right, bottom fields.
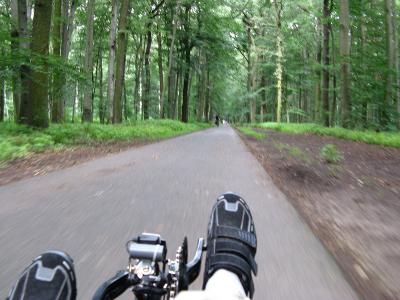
left=151, top=0, right=166, bottom=17
left=231, top=0, right=251, bottom=19
left=297, top=5, right=312, bottom=15
left=234, top=44, right=249, bottom=64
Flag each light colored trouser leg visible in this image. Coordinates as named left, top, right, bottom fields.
left=205, top=269, right=246, bottom=296
left=175, top=269, right=249, bottom=300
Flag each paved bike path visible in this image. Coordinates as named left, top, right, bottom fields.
left=0, top=126, right=358, bottom=299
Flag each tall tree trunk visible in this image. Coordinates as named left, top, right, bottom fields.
left=59, top=0, right=78, bottom=121
left=196, top=50, right=206, bottom=121
left=181, top=4, right=191, bottom=123
left=62, top=0, right=77, bottom=58
left=322, top=0, right=330, bottom=127
left=314, top=17, right=322, bottom=123
left=51, top=0, right=63, bottom=122
left=359, top=3, right=367, bottom=127
left=107, top=0, right=118, bottom=123
left=26, top=0, right=32, bottom=20
left=28, top=0, right=53, bottom=127
left=167, top=1, right=178, bottom=119
left=204, top=66, right=210, bottom=122
left=99, top=46, right=105, bottom=124
left=113, top=0, right=129, bottom=123
left=82, top=0, right=95, bottom=122
left=79, top=80, right=84, bottom=118
left=393, top=0, right=400, bottom=128
left=0, top=75, right=4, bottom=121
left=207, top=73, right=213, bottom=122
left=168, top=48, right=177, bottom=118
left=13, top=0, right=30, bottom=123
left=17, top=0, right=28, bottom=45
left=261, top=57, right=267, bottom=123
left=182, top=50, right=190, bottom=123
left=133, top=35, right=144, bottom=120
left=247, top=26, right=256, bottom=123
left=384, top=0, right=396, bottom=127
left=259, top=11, right=267, bottom=123
left=157, top=23, right=164, bottom=118
left=387, top=0, right=400, bottom=128
left=143, top=23, right=152, bottom=120
left=384, top=0, right=400, bottom=128
left=340, top=0, right=351, bottom=127
left=92, top=50, right=98, bottom=114
left=172, top=61, right=181, bottom=119
left=297, top=76, right=301, bottom=123
left=302, top=49, right=310, bottom=121
left=10, top=1, right=21, bottom=121
left=18, top=0, right=29, bottom=94
left=274, top=1, right=283, bottom=123
left=250, top=62, right=257, bottom=122
left=177, top=67, right=182, bottom=120
left=72, top=82, right=77, bottom=122
left=243, top=12, right=256, bottom=123
left=330, top=25, right=338, bottom=126
left=207, top=76, right=214, bottom=122
left=92, top=41, right=102, bottom=118
left=123, top=82, right=128, bottom=120
left=141, top=46, right=147, bottom=119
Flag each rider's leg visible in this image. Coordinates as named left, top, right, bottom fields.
left=203, top=192, right=257, bottom=298
left=205, top=269, right=246, bottom=297
left=175, top=269, right=248, bottom=300
left=7, top=251, right=77, bottom=300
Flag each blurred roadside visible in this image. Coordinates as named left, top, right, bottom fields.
left=238, top=128, right=400, bottom=300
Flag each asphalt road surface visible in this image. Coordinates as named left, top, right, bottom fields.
left=0, top=126, right=359, bottom=300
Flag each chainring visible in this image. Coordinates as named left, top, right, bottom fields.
left=178, top=237, right=189, bottom=291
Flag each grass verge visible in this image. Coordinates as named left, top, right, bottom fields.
left=255, top=122, right=400, bottom=148
left=0, top=120, right=210, bottom=164
left=237, top=127, right=267, bottom=140
left=274, top=142, right=312, bottom=164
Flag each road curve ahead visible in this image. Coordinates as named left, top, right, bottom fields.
left=0, top=126, right=358, bottom=300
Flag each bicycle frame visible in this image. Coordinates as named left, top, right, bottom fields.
left=92, top=234, right=205, bottom=300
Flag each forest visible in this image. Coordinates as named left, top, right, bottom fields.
left=1, top=2, right=400, bottom=299
left=0, top=0, right=399, bottom=130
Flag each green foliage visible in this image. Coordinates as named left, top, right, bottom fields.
left=274, top=142, right=311, bottom=164
left=0, top=140, right=28, bottom=163
left=0, top=120, right=209, bottom=163
left=320, top=144, right=343, bottom=164
left=237, top=127, right=267, bottom=139
left=44, top=120, right=209, bottom=144
left=257, top=123, right=400, bottom=148
left=0, top=124, right=55, bottom=163
left=1, top=0, right=399, bottom=130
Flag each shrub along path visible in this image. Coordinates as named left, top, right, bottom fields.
left=0, top=120, right=209, bottom=186
left=238, top=127, right=400, bottom=300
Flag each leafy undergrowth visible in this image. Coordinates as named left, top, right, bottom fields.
left=255, top=122, right=400, bottom=148
left=274, top=142, right=312, bottom=164
left=320, top=144, right=343, bottom=164
left=237, top=127, right=267, bottom=139
left=0, top=120, right=209, bottom=163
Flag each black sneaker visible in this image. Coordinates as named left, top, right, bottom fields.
left=203, top=193, right=257, bottom=298
left=7, top=251, right=77, bottom=300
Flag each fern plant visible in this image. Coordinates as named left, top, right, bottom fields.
left=320, top=144, right=343, bottom=164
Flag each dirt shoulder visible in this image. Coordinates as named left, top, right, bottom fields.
left=237, top=128, right=400, bottom=300
left=0, top=139, right=153, bottom=186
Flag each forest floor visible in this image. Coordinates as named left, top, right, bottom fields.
left=0, top=139, right=152, bottom=186
left=238, top=128, right=400, bottom=300
left=0, top=120, right=210, bottom=186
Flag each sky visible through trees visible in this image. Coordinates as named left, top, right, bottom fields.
left=0, top=0, right=399, bottom=130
